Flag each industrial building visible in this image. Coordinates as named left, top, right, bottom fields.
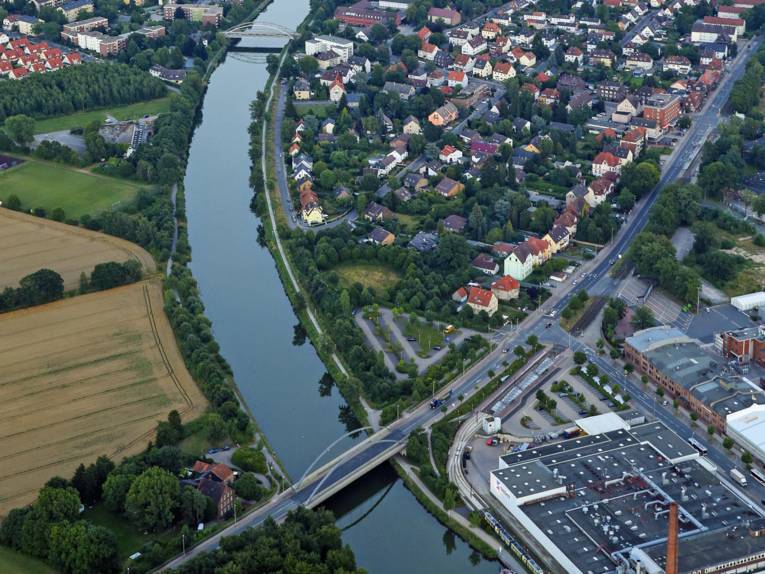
left=624, top=326, right=765, bottom=431
left=489, top=419, right=765, bottom=574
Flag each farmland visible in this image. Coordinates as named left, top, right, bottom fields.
left=0, top=208, right=155, bottom=291
left=0, top=159, right=144, bottom=218
left=0, top=280, right=206, bottom=514
left=32, top=97, right=172, bottom=134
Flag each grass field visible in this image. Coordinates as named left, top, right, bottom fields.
left=0, top=159, right=144, bottom=218
left=32, top=97, right=173, bottom=134
left=0, top=547, right=57, bottom=574
left=83, top=504, right=175, bottom=559
left=0, top=280, right=206, bottom=515
left=403, top=317, right=444, bottom=351
left=0, top=208, right=155, bottom=291
left=335, top=262, right=401, bottom=291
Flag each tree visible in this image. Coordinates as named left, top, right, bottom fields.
left=4, top=114, right=35, bottom=146
left=631, top=306, right=656, bottom=330
left=723, top=437, right=734, bottom=450
left=102, top=473, right=135, bottom=513
left=5, top=194, right=22, bottom=211
left=49, top=521, right=120, bottom=574
left=620, top=162, right=659, bottom=199
left=231, top=446, right=268, bottom=474
left=234, top=472, right=265, bottom=501
left=742, top=451, right=754, bottom=465
left=573, top=351, right=587, bottom=365
left=18, top=269, right=64, bottom=307
left=125, top=467, right=180, bottom=532
left=179, top=485, right=208, bottom=526
left=526, top=335, right=539, bottom=348
left=35, top=486, right=81, bottom=524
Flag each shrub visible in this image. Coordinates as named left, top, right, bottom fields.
left=231, top=447, right=268, bottom=474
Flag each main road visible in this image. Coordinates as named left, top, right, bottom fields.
left=162, top=31, right=763, bottom=574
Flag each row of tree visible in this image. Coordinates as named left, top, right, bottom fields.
left=0, top=63, right=166, bottom=122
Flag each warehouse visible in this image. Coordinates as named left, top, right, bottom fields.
left=732, top=292, right=765, bottom=312
left=727, top=404, right=765, bottom=462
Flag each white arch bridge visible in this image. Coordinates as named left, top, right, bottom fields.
left=223, top=21, right=298, bottom=39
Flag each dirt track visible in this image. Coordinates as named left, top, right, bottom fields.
left=0, top=208, right=156, bottom=291
left=0, top=280, right=205, bottom=514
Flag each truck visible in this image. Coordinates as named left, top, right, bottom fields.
left=731, top=468, right=748, bottom=487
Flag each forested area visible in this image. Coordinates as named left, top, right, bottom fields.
left=176, top=507, right=363, bottom=574
left=0, top=64, right=166, bottom=121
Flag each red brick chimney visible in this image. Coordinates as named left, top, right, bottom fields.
left=667, top=502, right=679, bottom=574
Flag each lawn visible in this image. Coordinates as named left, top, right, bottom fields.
left=403, top=316, right=445, bottom=351
left=32, top=97, right=173, bottom=134
left=334, top=262, right=401, bottom=291
left=0, top=547, right=57, bottom=574
left=0, top=159, right=144, bottom=218
left=83, top=504, right=176, bottom=559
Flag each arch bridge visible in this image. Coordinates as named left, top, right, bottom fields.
left=224, top=21, right=298, bottom=40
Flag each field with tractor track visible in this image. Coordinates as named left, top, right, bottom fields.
left=0, top=208, right=155, bottom=291
left=0, top=280, right=206, bottom=514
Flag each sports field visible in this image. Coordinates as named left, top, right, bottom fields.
left=0, top=208, right=155, bottom=291
left=0, top=281, right=206, bottom=514
left=32, top=97, right=172, bottom=134
left=0, top=159, right=143, bottom=218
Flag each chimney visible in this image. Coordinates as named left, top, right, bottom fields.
left=667, top=502, right=679, bottom=574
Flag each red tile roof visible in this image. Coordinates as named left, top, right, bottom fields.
left=468, top=286, right=495, bottom=307
left=491, top=275, right=520, bottom=292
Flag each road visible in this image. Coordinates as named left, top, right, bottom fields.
left=163, top=27, right=764, bottom=574
left=548, top=34, right=764, bottom=316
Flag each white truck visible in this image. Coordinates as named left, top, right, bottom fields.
left=731, top=468, right=748, bottom=487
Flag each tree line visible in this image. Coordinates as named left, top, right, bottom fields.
left=0, top=63, right=166, bottom=122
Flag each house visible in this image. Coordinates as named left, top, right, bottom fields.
left=435, top=176, right=464, bottom=198
left=589, top=49, right=614, bottom=67
left=519, top=51, right=536, bottom=68
left=472, top=253, right=499, bottom=275
left=612, top=95, right=642, bottom=122
left=453, top=53, right=475, bottom=72
left=526, top=236, right=551, bottom=264
left=439, top=144, right=462, bottom=164
left=462, top=36, right=487, bottom=56
left=442, top=214, right=467, bottom=233
left=417, top=25, right=432, bottom=43
left=663, top=55, right=691, bottom=75
left=543, top=225, right=570, bottom=253
left=452, top=286, right=468, bottom=303
left=591, top=151, right=621, bottom=177
left=197, top=478, right=235, bottom=518
left=328, top=78, right=346, bottom=103
left=364, top=202, right=394, bottom=222
left=588, top=176, right=616, bottom=206
left=620, top=127, right=646, bottom=155
left=403, top=116, right=421, bottom=135
left=492, top=61, right=515, bottom=82
left=625, top=53, right=653, bottom=71
left=410, top=231, right=439, bottom=252
left=467, top=286, right=498, bottom=316
left=492, top=242, right=514, bottom=258
left=447, top=69, right=468, bottom=88
left=482, top=21, right=500, bottom=39
left=418, top=42, right=439, bottom=61
left=321, top=118, right=336, bottom=135
left=428, top=6, right=461, bottom=26
left=383, top=81, right=416, bottom=101
left=539, top=88, right=560, bottom=106
left=491, top=275, right=520, bottom=301
left=293, top=78, right=311, bottom=100
left=428, top=102, right=459, bottom=126
left=404, top=173, right=428, bottom=191
left=472, top=58, right=492, bottom=78
left=191, top=461, right=235, bottom=483
left=564, top=46, right=583, bottom=64
left=504, top=244, right=533, bottom=280
left=367, top=227, right=395, bottom=246
left=513, top=118, right=531, bottom=134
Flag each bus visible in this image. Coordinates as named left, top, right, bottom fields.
left=751, top=467, right=765, bottom=486
left=688, top=437, right=708, bottom=456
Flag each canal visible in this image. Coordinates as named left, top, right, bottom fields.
left=182, top=1, right=497, bottom=572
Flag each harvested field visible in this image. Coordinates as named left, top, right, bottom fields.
left=0, top=208, right=155, bottom=291
left=0, top=280, right=206, bottom=514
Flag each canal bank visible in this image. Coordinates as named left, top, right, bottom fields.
left=181, top=1, right=499, bottom=571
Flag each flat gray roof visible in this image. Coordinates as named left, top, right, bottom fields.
left=625, top=325, right=689, bottom=354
